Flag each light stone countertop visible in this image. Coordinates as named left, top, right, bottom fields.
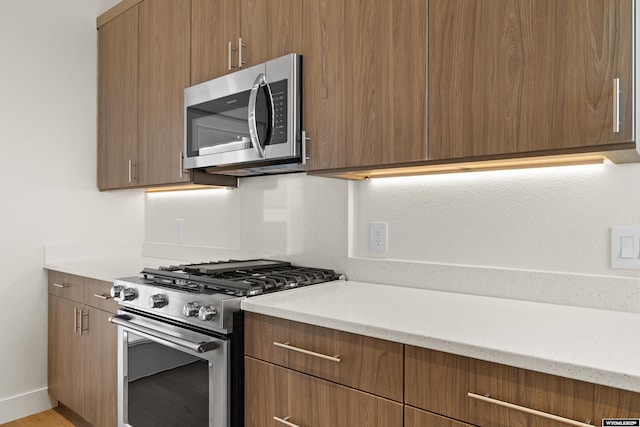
left=44, top=256, right=182, bottom=283
left=241, top=280, right=640, bottom=394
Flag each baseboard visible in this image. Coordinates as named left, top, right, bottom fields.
left=0, top=387, right=55, bottom=424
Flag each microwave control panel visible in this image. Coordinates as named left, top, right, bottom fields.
left=270, top=79, right=288, bottom=145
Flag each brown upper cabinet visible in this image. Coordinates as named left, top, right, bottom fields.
left=303, top=0, right=427, bottom=172
left=97, top=0, right=237, bottom=190
left=137, top=0, right=191, bottom=187
left=98, top=0, right=190, bottom=189
left=97, top=5, right=139, bottom=190
left=191, top=0, right=303, bottom=85
left=428, top=0, right=634, bottom=161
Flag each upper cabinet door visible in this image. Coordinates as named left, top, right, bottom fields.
left=191, top=0, right=240, bottom=85
left=429, top=0, right=634, bottom=161
left=138, top=0, right=191, bottom=186
left=304, top=0, right=427, bottom=171
left=240, top=0, right=303, bottom=67
left=97, top=6, right=138, bottom=190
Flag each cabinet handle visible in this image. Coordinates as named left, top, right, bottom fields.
left=273, top=341, right=341, bottom=363
left=52, top=282, right=69, bottom=289
left=301, top=131, right=310, bottom=165
left=74, top=307, right=79, bottom=334
left=128, top=159, right=132, bottom=183
left=179, top=151, right=184, bottom=178
left=273, top=416, right=300, bottom=427
left=238, top=37, right=247, bottom=69
left=228, top=41, right=237, bottom=71
left=468, top=392, right=593, bottom=427
left=93, top=293, right=112, bottom=300
left=613, top=78, right=620, bottom=133
left=80, top=310, right=89, bottom=335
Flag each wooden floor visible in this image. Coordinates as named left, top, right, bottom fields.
left=0, top=409, right=75, bottom=427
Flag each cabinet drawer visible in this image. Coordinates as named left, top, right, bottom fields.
left=405, top=406, right=474, bottom=427
left=405, top=346, right=640, bottom=427
left=245, top=357, right=403, bottom=427
left=245, top=313, right=403, bottom=401
left=83, top=278, right=118, bottom=312
left=48, top=271, right=84, bottom=303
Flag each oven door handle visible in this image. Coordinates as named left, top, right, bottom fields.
left=109, top=315, right=218, bottom=354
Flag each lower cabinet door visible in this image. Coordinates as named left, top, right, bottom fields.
left=48, top=295, right=85, bottom=417
left=245, top=357, right=403, bottom=427
left=83, top=307, right=118, bottom=427
left=405, top=406, right=474, bottom=427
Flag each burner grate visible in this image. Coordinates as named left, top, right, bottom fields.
left=139, top=260, right=343, bottom=296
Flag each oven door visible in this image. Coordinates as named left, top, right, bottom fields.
left=110, top=311, right=230, bottom=427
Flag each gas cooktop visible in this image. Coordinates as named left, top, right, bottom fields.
left=111, top=259, right=344, bottom=333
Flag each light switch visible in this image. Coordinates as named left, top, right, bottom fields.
left=611, top=226, right=640, bottom=269
left=620, top=236, right=634, bottom=259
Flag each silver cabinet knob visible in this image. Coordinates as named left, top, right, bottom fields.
left=148, top=294, right=167, bottom=308
left=198, top=305, right=218, bottom=321
left=110, top=285, right=124, bottom=299
left=119, top=288, right=137, bottom=301
left=183, top=302, right=201, bottom=317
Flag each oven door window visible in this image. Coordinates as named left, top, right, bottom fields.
left=125, top=331, right=210, bottom=427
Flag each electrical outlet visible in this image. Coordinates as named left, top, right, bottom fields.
left=370, top=222, right=388, bottom=253
left=175, top=218, right=184, bottom=242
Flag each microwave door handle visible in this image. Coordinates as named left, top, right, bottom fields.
left=248, top=73, right=269, bottom=158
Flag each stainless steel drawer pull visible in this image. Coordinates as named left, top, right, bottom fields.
left=81, top=310, right=89, bottom=335
left=273, top=341, right=341, bottom=363
left=238, top=37, right=246, bottom=68
left=301, top=131, right=310, bottom=165
left=613, top=78, right=621, bottom=133
left=228, top=41, right=237, bottom=71
left=273, top=416, right=300, bottom=427
left=74, top=307, right=79, bottom=333
left=468, top=392, right=593, bottom=427
left=93, top=293, right=112, bottom=300
left=52, top=283, right=69, bottom=288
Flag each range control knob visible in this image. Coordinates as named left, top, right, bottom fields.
left=110, top=285, right=124, bottom=299
left=183, top=302, right=201, bottom=317
left=119, top=288, right=137, bottom=302
left=148, top=294, right=168, bottom=308
left=198, top=305, right=218, bottom=321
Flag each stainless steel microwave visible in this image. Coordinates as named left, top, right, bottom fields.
left=183, top=53, right=302, bottom=177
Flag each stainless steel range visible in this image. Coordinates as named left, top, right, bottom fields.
left=109, top=259, right=343, bottom=427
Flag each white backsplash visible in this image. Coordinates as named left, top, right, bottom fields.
left=145, top=164, right=640, bottom=313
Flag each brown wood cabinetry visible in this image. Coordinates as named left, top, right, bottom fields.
left=97, top=1, right=236, bottom=191
left=405, top=346, right=640, bottom=427
left=405, top=406, right=474, bottom=427
left=245, top=357, right=403, bottom=427
left=47, top=271, right=117, bottom=427
left=245, top=313, right=404, bottom=427
left=244, top=312, right=403, bottom=401
left=97, top=5, right=138, bottom=190
left=428, top=0, right=634, bottom=162
left=191, top=0, right=302, bottom=85
left=303, top=0, right=427, bottom=172
left=137, top=0, right=191, bottom=187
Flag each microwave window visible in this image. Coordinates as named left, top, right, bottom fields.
left=187, top=87, right=271, bottom=157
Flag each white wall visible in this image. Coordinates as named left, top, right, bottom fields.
left=0, top=1, right=144, bottom=422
